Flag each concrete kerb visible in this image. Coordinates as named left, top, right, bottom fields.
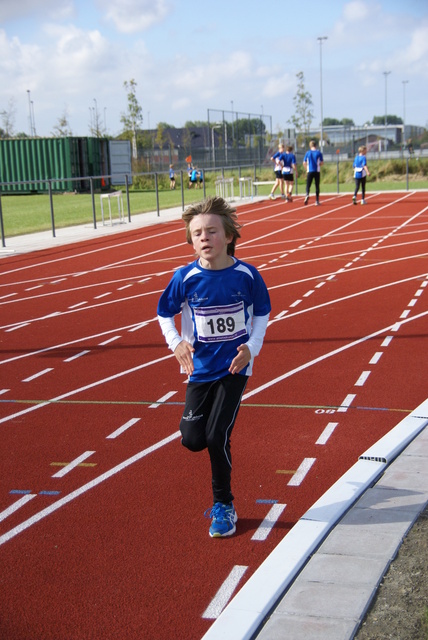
left=201, top=398, right=428, bottom=640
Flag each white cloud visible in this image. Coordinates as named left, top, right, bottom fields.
left=263, top=74, right=294, bottom=98
left=99, top=0, right=170, bottom=34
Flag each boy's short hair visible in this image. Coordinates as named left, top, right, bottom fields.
left=286, top=145, right=293, bottom=152
left=309, top=140, right=317, bottom=148
left=358, top=146, right=367, bottom=154
left=182, top=196, right=242, bottom=256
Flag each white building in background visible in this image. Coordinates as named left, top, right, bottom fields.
left=309, top=123, right=425, bottom=150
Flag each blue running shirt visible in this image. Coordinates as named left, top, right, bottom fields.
left=157, top=258, right=271, bottom=382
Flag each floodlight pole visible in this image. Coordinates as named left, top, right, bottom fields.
left=317, top=36, right=328, bottom=150
left=383, top=71, right=391, bottom=155
left=402, top=80, right=408, bottom=146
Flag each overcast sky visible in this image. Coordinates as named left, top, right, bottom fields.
left=1, top=0, right=427, bottom=138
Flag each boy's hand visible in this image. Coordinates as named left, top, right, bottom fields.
left=229, top=344, right=251, bottom=375
left=174, top=340, right=195, bottom=376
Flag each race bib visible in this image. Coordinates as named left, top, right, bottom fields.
left=194, top=301, right=247, bottom=343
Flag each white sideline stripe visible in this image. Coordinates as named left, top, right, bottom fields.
left=202, top=566, right=248, bottom=619
left=355, top=370, right=371, bottom=386
left=52, top=451, right=96, bottom=478
left=251, top=504, right=287, bottom=541
left=22, top=368, right=53, bottom=382
left=381, top=336, right=393, bottom=347
left=316, top=422, right=338, bottom=445
left=288, top=458, right=316, bottom=486
left=107, top=418, right=140, bottom=439
left=369, top=352, right=383, bottom=364
left=148, top=391, right=177, bottom=408
left=337, top=394, right=356, bottom=413
left=0, top=431, right=181, bottom=547
left=0, top=494, right=37, bottom=522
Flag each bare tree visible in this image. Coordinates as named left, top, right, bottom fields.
left=52, top=107, right=73, bottom=137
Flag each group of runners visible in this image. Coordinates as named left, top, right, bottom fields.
left=269, top=139, right=370, bottom=206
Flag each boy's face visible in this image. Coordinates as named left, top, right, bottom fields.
left=189, top=213, right=232, bottom=269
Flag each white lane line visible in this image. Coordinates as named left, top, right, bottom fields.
left=64, top=350, right=90, bottom=362
left=94, top=292, right=112, bottom=299
left=400, top=309, right=411, bottom=319
left=0, top=431, right=180, bottom=547
left=414, top=289, right=423, bottom=297
left=337, top=394, right=356, bottom=413
left=118, top=284, right=133, bottom=290
left=107, top=418, right=140, bottom=440
left=243, top=310, right=428, bottom=402
left=287, top=458, right=316, bottom=486
left=381, top=336, right=393, bottom=347
left=0, top=494, right=37, bottom=523
left=355, top=371, right=371, bottom=386
left=202, top=566, right=248, bottom=619
left=0, top=389, right=10, bottom=395
left=369, top=352, right=383, bottom=364
left=5, top=323, right=31, bottom=332
left=251, top=504, right=287, bottom=541
left=22, top=368, right=53, bottom=382
left=68, top=301, right=88, bottom=309
left=98, top=336, right=121, bottom=346
left=408, top=298, right=417, bottom=307
left=290, top=299, right=302, bottom=307
left=303, top=290, right=314, bottom=298
left=51, top=451, right=96, bottom=478
left=0, top=293, right=17, bottom=300
left=148, top=391, right=177, bottom=408
left=316, top=422, right=338, bottom=445
left=0, top=352, right=174, bottom=425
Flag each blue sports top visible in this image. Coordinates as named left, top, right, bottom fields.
left=282, top=152, right=296, bottom=174
left=157, top=258, right=271, bottom=382
left=353, top=154, right=367, bottom=178
left=303, top=149, right=323, bottom=172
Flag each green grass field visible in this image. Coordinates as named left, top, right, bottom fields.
left=1, top=159, right=427, bottom=238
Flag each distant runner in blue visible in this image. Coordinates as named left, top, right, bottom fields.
left=282, top=145, right=297, bottom=202
left=352, top=145, right=370, bottom=205
left=158, top=196, right=271, bottom=538
left=303, top=140, right=323, bottom=206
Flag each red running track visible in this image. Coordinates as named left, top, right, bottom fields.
left=0, top=191, right=427, bottom=640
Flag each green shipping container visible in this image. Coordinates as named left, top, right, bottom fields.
left=0, top=137, right=108, bottom=193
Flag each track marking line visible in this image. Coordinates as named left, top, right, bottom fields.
left=369, top=352, right=383, bottom=365
left=22, top=368, right=53, bottom=382
left=148, top=391, right=178, bottom=408
left=51, top=451, right=96, bottom=478
left=107, top=418, right=140, bottom=439
left=287, top=458, right=316, bottom=486
left=64, top=350, right=90, bottom=362
left=337, top=394, right=356, bottom=413
left=316, top=422, right=339, bottom=445
left=400, top=309, right=411, bottom=319
left=276, top=470, right=297, bottom=475
left=355, top=371, right=371, bottom=386
left=98, top=336, right=121, bottom=345
left=0, top=431, right=180, bottom=547
left=381, top=336, right=393, bottom=347
left=251, top=504, right=287, bottom=541
left=68, top=301, right=88, bottom=309
left=0, top=494, right=37, bottom=522
left=202, top=566, right=248, bottom=619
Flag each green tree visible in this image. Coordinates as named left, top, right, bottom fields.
left=289, top=72, right=313, bottom=145
left=372, top=115, right=403, bottom=125
left=120, top=79, right=143, bottom=158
